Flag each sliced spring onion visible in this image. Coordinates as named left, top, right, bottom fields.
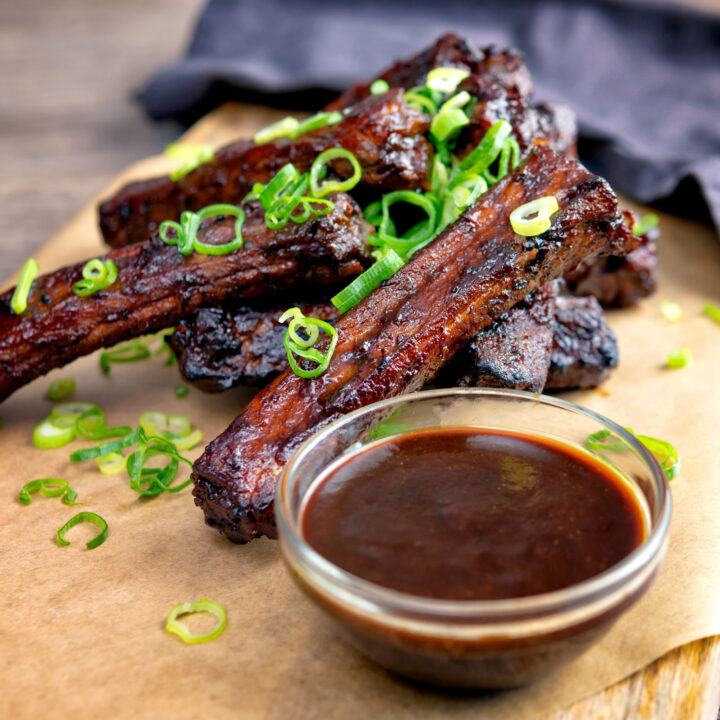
left=632, top=213, right=659, bottom=236
left=19, top=478, right=69, bottom=505
left=667, top=347, right=692, bottom=369
left=72, top=259, right=118, bottom=296
left=47, top=379, right=76, bottom=401
left=70, top=427, right=141, bottom=463
left=288, top=111, right=342, bottom=139
left=126, top=435, right=192, bottom=497
left=404, top=90, right=437, bottom=114
left=254, top=116, right=300, bottom=144
left=33, top=418, right=77, bottom=449
left=166, top=598, right=227, bottom=644
left=96, top=451, right=126, bottom=475
left=10, top=258, right=39, bottom=314
left=660, top=300, right=682, bottom=323
left=159, top=204, right=244, bottom=256
left=510, top=196, right=559, bottom=237
left=331, top=249, right=405, bottom=314
left=170, top=429, right=203, bottom=452
left=100, top=341, right=151, bottom=374
left=174, top=384, right=189, bottom=399
left=309, top=148, right=362, bottom=197
left=370, top=79, right=390, bottom=95
left=76, top=406, right=131, bottom=441
left=586, top=428, right=679, bottom=481
left=430, top=107, right=470, bottom=143
left=57, top=511, right=108, bottom=550
left=703, top=303, right=720, bottom=325
left=375, top=190, right=438, bottom=258
left=426, top=67, right=470, bottom=93
left=458, top=119, right=513, bottom=175
left=279, top=307, right=339, bottom=379
left=139, top=412, right=192, bottom=439
left=166, top=144, right=214, bottom=182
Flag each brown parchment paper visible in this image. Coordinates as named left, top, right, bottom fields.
left=1, top=104, right=720, bottom=720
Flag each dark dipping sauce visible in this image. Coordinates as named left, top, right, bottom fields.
left=301, top=427, right=646, bottom=601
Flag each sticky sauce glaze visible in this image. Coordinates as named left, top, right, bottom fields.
left=301, top=427, right=646, bottom=601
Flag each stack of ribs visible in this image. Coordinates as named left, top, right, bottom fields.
left=0, top=34, right=658, bottom=543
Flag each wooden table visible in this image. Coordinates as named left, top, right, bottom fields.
left=3, top=1, right=719, bottom=716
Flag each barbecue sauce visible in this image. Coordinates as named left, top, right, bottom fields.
left=301, top=427, right=646, bottom=601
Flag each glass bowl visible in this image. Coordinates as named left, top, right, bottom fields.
left=275, top=388, right=671, bottom=688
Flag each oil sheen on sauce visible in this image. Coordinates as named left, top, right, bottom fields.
left=300, top=427, right=646, bottom=601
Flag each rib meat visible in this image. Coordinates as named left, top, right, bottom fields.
left=325, top=32, right=534, bottom=111
left=565, top=230, right=658, bottom=307
left=99, top=91, right=431, bottom=248
left=0, top=195, right=370, bottom=402
left=192, top=146, right=635, bottom=543
left=545, top=295, right=618, bottom=389
left=437, top=282, right=558, bottom=392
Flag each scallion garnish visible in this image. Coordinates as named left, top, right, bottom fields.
left=47, top=379, right=76, bottom=401
left=96, top=451, right=126, bottom=475
left=371, top=190, right=438, bottom=258
left=166, top=599, right=227, bottom=644
left=667, top=347, right=692, bottom=369
left=660, top=300, right=682, bottom=323
left=100, top=341, right=151, bottom=374
left=426, top=67, right=470, bottom=93
left=289, top=111, right=342, bottom=139
left=703, top=303, right=720, bottom=325
left=370, top=79, right=390, bottom=95
left=19, top=478, right=77, bottom=506
left=72, top=259, right=118, bottom=297
left=309, top=148, right=363, bottom=198
left=10, top=258, right=39, bottom=314
left=632, top=213, right=659, bottom=236
left=165, top=143, right=215, bottom=182
left=174, top=384, right=189, bottom=398
left=76, top=406, right=132, bottom=441
left=159, top=204, right=244, bottom=256
left=57, top=511, right=108, bottom=550
left=33, top=417, right=77, bottom=449
left=279, top=307, right=338, bottom=379
left=586, top=428, right=679, bottom=481
left=510, top=196, right=559, bottom=237
left=253, top=117, right=300, bottom=144
left=331, top=249, right=405, bottom=314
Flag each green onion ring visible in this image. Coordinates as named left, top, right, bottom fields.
left=57, top=511, right=108, bottom=550
left=370, top=79, right=390, bottom=95
left=632, top=213, right=659, bottom=237
left=18, top=478, right=71, bottom=505
left=72, top=259, right=118, bottom=297
left=703, top=303, right=720, bottom=325
left=288, top=111, right=342, bottom=139
left=70, top=427, right=141, bottom=463
left=100, top=341, right=152, bottom=374
left=47, top=379, right=76, bottom=401
left=309, top=148, right=362, bottom=198
left=331, top=249, right=405, bottom=314
left=76, top=406, right=132, bottom=441
left=279, top=307, right=339, bottom=379
left=96, top=452, right=126, bottom=475
left=33, top=418, right=77, bottom=449
left=667, top=348, right=692, bottom=369
left=174, top=384, right=189, bottom=398
left=509, top=196, right=559, bottom=237
left=377, top=190, right=438, bottom=258
left=426, top=67, right=470, bottom=93
left=166, top=598, right=227, bottom=644
left=191, top=204, right=245, bottom=255
left=10, top=258, right=39, bottom=314
left=253, top=116, right=300, bottom=144
left=458, top=119, right=513, bottom=174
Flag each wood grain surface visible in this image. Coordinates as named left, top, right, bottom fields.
left=3, top=1, right=720, bottom=717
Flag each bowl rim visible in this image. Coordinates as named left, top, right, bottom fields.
left=275, top=387, right=672, bottom=621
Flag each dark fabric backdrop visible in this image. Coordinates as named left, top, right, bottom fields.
left=139, top=0, right=720, bottom=229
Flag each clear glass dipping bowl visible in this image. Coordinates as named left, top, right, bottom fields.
left=275, top=388, right=671, bottom=688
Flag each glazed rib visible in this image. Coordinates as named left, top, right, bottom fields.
left=324, top=32, right=534, bottom=111
left=437, top=282, right=558, bottom=392
left=192, top=147, right=635, bottom=543
left=545, top=295, right=618, bottom=389
left=565, top=230, right=657, bottom=307
left=99, top=91, right=431, bottom=248
left=0, top=196, right=370, bottom=402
